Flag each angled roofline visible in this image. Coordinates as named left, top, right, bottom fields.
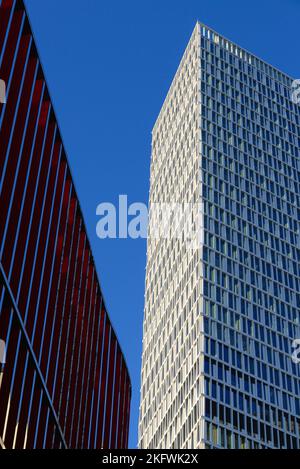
left=22, top=0, right=132, bottom=388
left=197, top=20, right=295, bottom=82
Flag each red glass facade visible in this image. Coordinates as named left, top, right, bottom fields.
left=0, top=0, right=131, bottom=449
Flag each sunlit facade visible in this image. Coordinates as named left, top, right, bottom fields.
left=139, top=22, right=300, bottom=449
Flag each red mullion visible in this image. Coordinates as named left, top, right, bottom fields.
left=26, top=134, right=59, bottom=348
left=46, top=192, right=77, bottom=399
left=82, top=290, right=102, bottom=448
left=110, top=348, right=122, bottom=449
left=53, top=428, right=64, bottom=449
left=0, top=62, right=36, bottom=273
left=0, top=291, right=13, bottom=407
left=52, top=423, right=64, bottom=449
left=80, top=274, right=98, bottom=448
left=7, top=98, right=50, bottom=297
left=25, top=172, right=69, bottom=448
left=25, top=379, right=43, bottom=449
left=68, top=254, right=91, bottom=446
left=86, top=295, right=105, bottom=449
left=0, top=287, right=13, bottom=354
left=0, top=282, right=4, bottom=312
left=11, top=101, right=51, bottom=300
left=4, top=334, right=28, bottom=448
left=0, top=313, right=21, bottom=439
left=62, top=233, right=87, bottom=446
left=39, top=162, right=69, bottom=380
left=14, top=353, right=36, bottom=448
left=16, top=120, right=56, bottom=328
left=0, top=0, right=15, bottom=125
left=95, top=320, right=111, bottom=448
left=41, top=174, right=72, bottom=387
left=119, top=373, right=129, bottom=449
left=88, top=305, right=105, bottom=448
left=0, top=7, right=24, bottom=98
left=45, top=410, right=64, bottom=449
left=53, top=213, right=82, bottom=414
left=116, top=362, right=126, bottom=448
left=121, top=378, right=131, bottom=448
left=14, top=109, right=53, bottom=315
left=0, top=0, right=15, bottom=54
left=35, top=392, right=51, bottom=448
left=0, top=78, right=47, bottom=288
left=0, top=54, right=38, bottom=256
left=2, top=80, right=45, bottom=283
left=0, top=7, right=26, bottom=77
left=42, top=175, right=72, bottom=450
left=44, top=413, right=57, bottom=449
left=103, top=333, right=117, bottom=448
left=59, top=229, right=86, bottom=435
left=76, top=274, right=98, bottom=448
left=73, top=265, right=95, bottom=448
left=66, top=246, right=93, bottom=448
left=0, top=14, right=29, bottom=176
left=41, top=170, right=71, bottom=448
left=31, top=142, right=63, bottom=356
left=0, top=31, right=31, bottom=179
left=18, top=121, right=57, bottom=339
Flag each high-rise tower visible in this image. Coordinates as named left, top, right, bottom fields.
left=139, top=22, right=300, bottom=449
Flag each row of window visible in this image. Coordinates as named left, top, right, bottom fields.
left=201, top=26, right=291, bottom=88
left=204, top=338, right=300, bottom=406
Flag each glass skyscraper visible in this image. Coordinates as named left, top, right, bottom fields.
left=139, top=22, right=300, bottom=449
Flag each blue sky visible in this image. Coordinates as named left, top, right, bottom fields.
left=25, top=0, right=300, bottom=448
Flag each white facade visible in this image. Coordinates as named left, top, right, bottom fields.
left=139, top=23, right=206, bottom=449
left=139, top=19, right=300, bottom=449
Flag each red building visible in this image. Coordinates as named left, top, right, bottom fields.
left=0, top=0, right=131, bottom=449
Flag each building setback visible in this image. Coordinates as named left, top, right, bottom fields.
left=139, top=22, right=300, bottom=449
left=0, top=0, right=131, bottom=449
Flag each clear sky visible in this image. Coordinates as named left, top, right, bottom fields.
left=24, top=0, right=300, bottom=448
